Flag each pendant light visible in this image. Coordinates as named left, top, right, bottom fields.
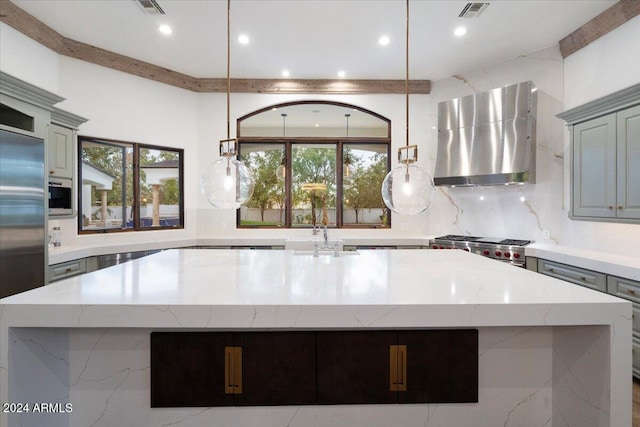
left=343, top=114, right=355, bottom=179
left=381, top=0, right=434, bottom=215
left=201, top=0, right=254, bottom=209
left=276, top=113, right=287, bottom=180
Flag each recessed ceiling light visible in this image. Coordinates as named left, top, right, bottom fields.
left=454, top=26, right=467, bottom=37
left=159, top=24, right=172, bottom=35
left=338, top=70, right=346, bottom=78
left=315, top=124, right=320, bottom=127
left=238, top=34, right=250, bottom=45
left=282, top=70, right=290, bottom=77
left=378, top=35, right=390, bottom=46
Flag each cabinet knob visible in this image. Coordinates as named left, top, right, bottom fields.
left=629, top=289, right=636, bottom=295
left=618, top=206, right=623, bottom=210
left=608, top=206, right=613, bottom=210
left=49, top=170, right=54, bottom=175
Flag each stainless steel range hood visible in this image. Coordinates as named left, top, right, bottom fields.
left=434, top=81, right=537, bottom=186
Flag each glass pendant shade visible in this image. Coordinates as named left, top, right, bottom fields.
left=201, top=157, right=255, bottom=209
left=276, top=158, right=286, bottom=180
left=381, top=163, right=434, bottom=215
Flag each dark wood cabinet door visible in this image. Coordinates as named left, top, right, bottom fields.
left=316, top=331, right=397, bottom=404
left=150, top=332, right=234, bottom=407
left=398, top=329, right=478, bottom=404
left=233, top=332, right=316, bottom=406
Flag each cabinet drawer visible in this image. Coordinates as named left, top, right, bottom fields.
left=607, top=275, right=640, bottom=304
left=49, top=258, right=86, bottom=282
left=634, top=305, right=640, bottom=335
left=634, top=336, right=640, bottom=379
left=537, top=259, right=606, bottom=292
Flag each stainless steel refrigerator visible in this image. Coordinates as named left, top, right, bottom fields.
left=0, top=128, right=46, bottom=299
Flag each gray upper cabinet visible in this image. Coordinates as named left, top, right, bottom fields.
left=48, top=123, right=74, bottom=179
left=572, top=113, right=617, bottom=218
left=558, top=83, right=640, bottom=223
left=616, top=105, right=640, bottom=219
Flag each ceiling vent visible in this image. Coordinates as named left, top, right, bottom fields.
left=458, top=2, right=490, bottom=18
left=133, top=0, right=165, bottom=15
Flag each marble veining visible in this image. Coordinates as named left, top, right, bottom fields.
left=0, top=249, right=631, bottom=427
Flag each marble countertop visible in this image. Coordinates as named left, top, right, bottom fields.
left=46, top=237, right=432, bottom=264
left=526, top=243, right=640, bottom=281
left=3, top=249, right=629, bottom=330
left=48, top=237, right=640, bottom=282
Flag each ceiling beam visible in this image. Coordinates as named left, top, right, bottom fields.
left=559, top=0, right=640, bottom=58
left=0, top=0, right=430, bottom=94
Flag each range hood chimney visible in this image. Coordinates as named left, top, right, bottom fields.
left=434, top=81, right=537, bottom=187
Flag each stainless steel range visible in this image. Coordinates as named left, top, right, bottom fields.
left=429, top=235, right=533, bottom=267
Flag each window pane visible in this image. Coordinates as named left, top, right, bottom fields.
left=342, top=144, right=389, bottom=227
left=139, top=148, right=181, bottom=228
left=80, top=139, right=132, bottom=231
left=292, top=144, right=336, bottom=227
left=239, top=143, right=286, bottom=227
left=240, top=103, right=389, bottom=138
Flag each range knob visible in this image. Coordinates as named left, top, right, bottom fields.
left=504, top=251, right=511, bottom=258
left=482, top=250, right=490, bottom=256
left=494, top=250, right=502, bottom=257
left=432, top=245, right=438, bottom=249
left=513, top=253, right=521, bottom=259
left=439, top=245, right=445, bottom=249
left=463, top=248, right=470, bottom=252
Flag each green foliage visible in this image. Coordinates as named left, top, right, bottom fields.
left=82, top=144, right=180, bottom=210
left=292, top=147, right=336, bottom=224
left=241, top=149, right=285, bottom=222
left=343, top=153, right=387, bottom=223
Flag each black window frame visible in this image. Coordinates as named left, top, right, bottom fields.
left=236, top=101, right=392, bottom=230
left=237, top=138, right=391, bottom=229
left=77, top=135, right=184, bottom=234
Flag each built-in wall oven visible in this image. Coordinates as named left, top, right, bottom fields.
left=429, top=235, right=532, bottom=267
left=48, top=178, right=72, bottom=215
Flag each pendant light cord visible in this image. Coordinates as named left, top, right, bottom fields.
left=226, top=0, right=231, bottom=141
left=405, top=0, right=409, bottom=151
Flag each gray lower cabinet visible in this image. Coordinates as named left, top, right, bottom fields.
left=49, top=258, right=87, bottom=283
left=48, top=257, right=97, bottom=283
left=533, top=257, right=640, bottom=378
left=607, top=275, right=640, bottom=378
left=536, top=258, right=606, bottom=292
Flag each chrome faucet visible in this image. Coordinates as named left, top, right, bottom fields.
left=322, top=224, right=328, bottom=245
left=312, top=222, right=318, bottom=236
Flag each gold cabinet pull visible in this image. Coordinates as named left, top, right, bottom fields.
left=224, top=346, right=242, bottom=394
left=389, top=345, right=407, bottom=392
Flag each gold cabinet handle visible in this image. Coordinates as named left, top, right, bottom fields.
left=389, top=345, right=407, bottom=392
left=629, top=289, right=636, bottom=295
left=224, top=346, right=242, bottom=394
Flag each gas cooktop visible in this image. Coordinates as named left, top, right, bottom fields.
left=429, top=235, right=533, bottom=266
left=433, top=235, right=532, bottom=246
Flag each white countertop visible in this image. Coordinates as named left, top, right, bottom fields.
left=3, top=249, right=629, bottom=330
left=48, top=237, right=640, bottom=283
left=526, top=243, right=640, bottom=281
left=1, top=249, right=632, bottom=427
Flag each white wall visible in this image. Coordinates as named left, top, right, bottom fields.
left=2, top=15, right=639, bottom=253
left=427, top=46, right=566, bottom=243
left=557, top=14, right=640, bottom=253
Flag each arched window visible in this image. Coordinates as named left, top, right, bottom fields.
left=237, top=101, right=391, bottom=228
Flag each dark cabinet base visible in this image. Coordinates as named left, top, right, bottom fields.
left=151, top=329, right=478, bottom=408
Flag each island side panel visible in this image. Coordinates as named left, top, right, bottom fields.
left=62, top=327, right=551, bottom=426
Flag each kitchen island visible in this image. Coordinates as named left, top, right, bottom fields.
left=0, top=249, right=631, bottom=427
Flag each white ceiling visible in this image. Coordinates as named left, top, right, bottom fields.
left=12, top=0, right=616, bottom=81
